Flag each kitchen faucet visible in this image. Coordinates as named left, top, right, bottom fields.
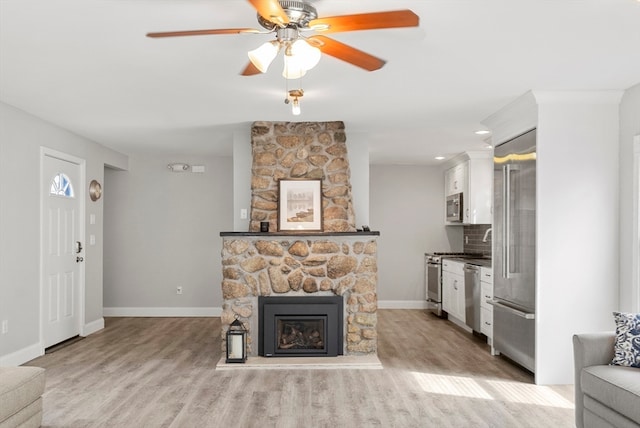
left=482, top=228, right=492, bottom=242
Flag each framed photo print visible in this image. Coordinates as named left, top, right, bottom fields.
left=278, top=179, right=323, bottom=231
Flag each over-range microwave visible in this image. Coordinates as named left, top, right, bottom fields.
left=446, top=192, right=463, bottom=222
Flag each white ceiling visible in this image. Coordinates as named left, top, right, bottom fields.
left=1, top=0, right=639, bottom=165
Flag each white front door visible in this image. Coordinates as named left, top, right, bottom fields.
left=42, top=151, right=84, bottom=348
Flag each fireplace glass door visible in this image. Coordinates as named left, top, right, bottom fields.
left=276, top=316, right=327, bottom=353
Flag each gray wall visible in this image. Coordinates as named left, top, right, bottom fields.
left=0, top=101, right=127, bottom=365
left=23, top=128, right=470, bottom=319
left=619, top=82, right=640, bottom=312
left=370, top=164, right=463, bottom=305
left=233, top=128, right=251, bottom=231
left=102, top=125, right=370, bottom=316
left=103, top=155, right=233, bottom=314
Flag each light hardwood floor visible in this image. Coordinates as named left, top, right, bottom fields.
left=26, top=310, right=575, bottom=427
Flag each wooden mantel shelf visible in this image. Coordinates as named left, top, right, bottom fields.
left=220, top=231, right=380, bottom=237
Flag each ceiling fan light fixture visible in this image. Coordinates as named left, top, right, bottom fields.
left=282, top=53, right=307, bottom=79
left=291, top=97, right=301, bottom=115
left=248, top=41, right=280, bottom=73
left=286, top=89, right=304, bottom=115
left=147, top=5, right=421, bottom=78
left=290, top=39, right=321, bottom=70
left=281, top=39, right=320, bottom=79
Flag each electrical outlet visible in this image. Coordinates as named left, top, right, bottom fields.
left=240, top=209, right=248, bottom=219
left=1, top=320, right=8, bottom=334
left=176, top=286, right=183, bottom=295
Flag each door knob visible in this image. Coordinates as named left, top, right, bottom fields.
left=76, top=256, right=84, bottom=263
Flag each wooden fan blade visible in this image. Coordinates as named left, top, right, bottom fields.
left=247, top=0, right=289, bottom=26
left=309, top=10, right=419, bottom=34
left=308, top=35, right=386, bottom=72
left=240, top=62, right=263, bottom=76
left=147, top=28, right=260, bottom=38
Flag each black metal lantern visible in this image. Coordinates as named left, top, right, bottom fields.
left=226, top=318, right=247, bottom=363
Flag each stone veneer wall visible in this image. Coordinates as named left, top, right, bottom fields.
left=249, top=121, right=356, bottom=233
left=221, top=234, right=378, bottom=356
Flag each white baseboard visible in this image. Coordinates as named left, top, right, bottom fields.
left=82, top=318, right=104, bottom=336
left=103, top=307, right=222, bottom=317
left=0, top=342, right=43, bottom=367
left=378, top=300, right=429, bottom=309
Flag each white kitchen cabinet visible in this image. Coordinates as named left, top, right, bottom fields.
left=465, top=156, right=493, bottom=224
left=444, top=162, right=467, bottom=196
left=444, top=152, right=493, bottom=225
left=480, top=266, right=497, bottom=354
left=442, top=259, right=465, bottom=323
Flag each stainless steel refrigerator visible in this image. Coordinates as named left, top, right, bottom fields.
left=490, top=128, right=536, bottom=373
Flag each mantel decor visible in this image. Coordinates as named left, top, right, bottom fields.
left=278, top=179, right=323, bottom=232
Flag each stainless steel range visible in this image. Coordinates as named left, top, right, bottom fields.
left=425, top=252, right=471, bottom=317
left=425, top=252, right=490, bottom=318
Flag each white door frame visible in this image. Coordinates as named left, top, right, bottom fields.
left=40, top=147, right=86, bottom=351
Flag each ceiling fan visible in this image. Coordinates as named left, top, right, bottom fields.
left=146, top=0, right=419, bottom=78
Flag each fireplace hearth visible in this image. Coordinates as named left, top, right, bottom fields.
left=259, top=296, right=344, bottom=357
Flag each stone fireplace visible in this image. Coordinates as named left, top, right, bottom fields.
left=219, top=121, right=379, bottom=360
left=220, top=233, right=378, bottom=357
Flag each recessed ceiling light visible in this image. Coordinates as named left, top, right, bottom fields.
left=435, top=156, right=445, bottom=160
left=475, top=130, right=490, bottom=135
left=485, top=144, right=493, bottom=149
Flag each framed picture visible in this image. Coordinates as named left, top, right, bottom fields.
left=278, top=179, right=323, bottom=231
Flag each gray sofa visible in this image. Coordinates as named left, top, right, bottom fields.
left=573, top=332, right=640, bottom=428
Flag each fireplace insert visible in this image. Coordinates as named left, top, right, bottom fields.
left=258, top=296, right=344, bottom=357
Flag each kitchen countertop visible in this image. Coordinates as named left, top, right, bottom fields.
left=442, top=256, right=492, bottom=268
